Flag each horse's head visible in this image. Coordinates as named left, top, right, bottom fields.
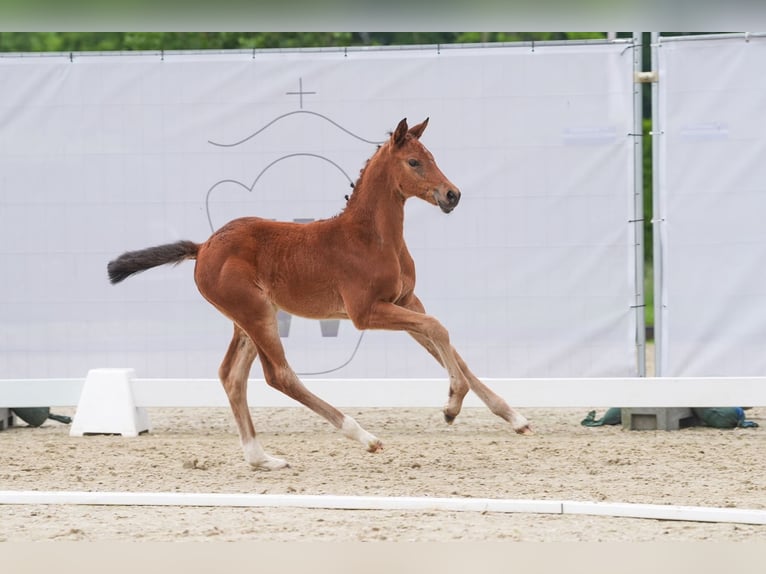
left=388, top=118, right=461, bottom=213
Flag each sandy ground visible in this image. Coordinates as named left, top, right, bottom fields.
left=1, top=400, right=765, bottom=542
left=2, top=345, right=766, bottom=542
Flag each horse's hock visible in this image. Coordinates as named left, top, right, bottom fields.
left=621, top=407, right=695, bottom=431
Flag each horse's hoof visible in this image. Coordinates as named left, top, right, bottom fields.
left=367, top=439, right=384, bottom=453
left=515, top=425, right=534, bottom=435
left=443, top=411, right=457, bottom=425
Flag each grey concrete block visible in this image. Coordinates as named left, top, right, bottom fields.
left=621, top=407, right=695, bottom=431
left=0, top=408, right=14, bottom=431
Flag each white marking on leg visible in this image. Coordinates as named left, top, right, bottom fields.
left=510, top=410, right=531, bottom=433
left=242, top=438, right=289, bottom=470
left=341, top=415, right=383, bottom=452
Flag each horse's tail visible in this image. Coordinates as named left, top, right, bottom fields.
left=107, top=240, right=199, bottom=284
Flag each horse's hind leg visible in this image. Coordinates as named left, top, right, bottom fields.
left=221, top=290, right=382, bottom=455
left=219, top=324, right=288, bottom=470
left=248, top=315, right=383, bottom=454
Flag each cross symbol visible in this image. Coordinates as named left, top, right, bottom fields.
left=285, top=77, right=317, bottom=109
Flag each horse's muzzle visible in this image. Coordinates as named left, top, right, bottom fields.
left=436, top=188, right=461, bottom=213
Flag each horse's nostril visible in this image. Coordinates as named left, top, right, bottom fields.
left=446, top=190, right=458, bottom=204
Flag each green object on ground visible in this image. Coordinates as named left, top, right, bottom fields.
left=12, top=407, right=50, bottom=427
left=692, top=407, right=759, bottom=429
left=580, top=407, right=622, bottom=427
left=581, top=406, right=759, bottom=429
left=11, top=408, right=72, bottom=427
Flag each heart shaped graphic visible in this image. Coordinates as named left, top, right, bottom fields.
left=203, top=111, right=386, bottom=376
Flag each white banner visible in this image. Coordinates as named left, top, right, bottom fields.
left=0, top=44, right=638, bottom=379
left=657, top=35, right=766, bottom=376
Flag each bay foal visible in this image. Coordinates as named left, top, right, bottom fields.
left=108, top=118, right=531, bottom=470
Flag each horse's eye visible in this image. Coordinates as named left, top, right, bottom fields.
left=408, top=159, right=420, bottom=167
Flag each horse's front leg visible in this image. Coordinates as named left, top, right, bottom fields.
left=398, top=297, right=469, bottom=423
left=452, top=348, right=531, bottom=433
left=406, top=330, right=469, bottom=423
left=398, top=295, right=532, bottom=434
left=354, top=299, right=476, bottom=418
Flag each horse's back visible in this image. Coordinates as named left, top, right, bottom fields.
left=196, top=215, right=349, bottom=318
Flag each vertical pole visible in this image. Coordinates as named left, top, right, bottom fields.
left=650, top=32, right=663, bottom=376
left=632, top=32, right=647, bottom=377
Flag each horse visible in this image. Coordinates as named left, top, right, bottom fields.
left=107, top=117, right=531, bottom=470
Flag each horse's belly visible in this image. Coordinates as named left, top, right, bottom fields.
left=276, top=299, right=349, bottom=321
left=268, top=285, right=348, bottom=321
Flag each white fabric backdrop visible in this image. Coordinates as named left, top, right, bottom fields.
left=0, top=44, right=638, bottom=379
left=657, top=35, right=766, bottom=376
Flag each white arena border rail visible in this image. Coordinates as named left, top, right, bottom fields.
left=3, top=373, right=766, bottom=408
left=0, top=490, right=765, bottom=526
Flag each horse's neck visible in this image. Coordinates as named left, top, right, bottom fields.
left=344, top=169, right=406, bottom=247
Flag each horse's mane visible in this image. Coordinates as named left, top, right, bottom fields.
left=340, top=138, right=389, bottom=214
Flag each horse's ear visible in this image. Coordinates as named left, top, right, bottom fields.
left=408, top=117, right=429, bottom=139
left=392, top=118, right=408, bottom=147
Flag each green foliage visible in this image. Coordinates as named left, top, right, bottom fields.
left=455, top=32, right=609, bottom=43
left=643, top=117, right=653, bottom=262
left=0, top=32, right=353, bottom=52
left=0, top=32, right=614, bottom=53
left=642, top=119, right=654, bottom=330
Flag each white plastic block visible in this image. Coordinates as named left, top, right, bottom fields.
left=70, top=369, right=150, bottom=437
